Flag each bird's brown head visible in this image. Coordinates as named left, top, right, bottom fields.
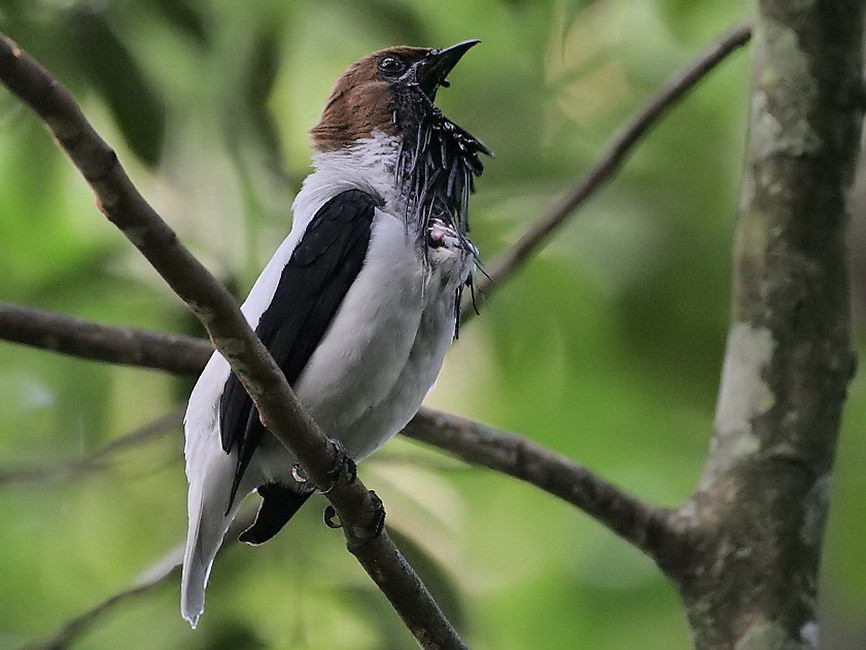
left=311, top=40, right=481, bottom=152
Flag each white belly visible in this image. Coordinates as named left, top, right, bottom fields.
left=255, top=209, right=462, bottom=480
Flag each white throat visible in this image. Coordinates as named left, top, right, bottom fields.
left=293, top=131, right=405, bottom=220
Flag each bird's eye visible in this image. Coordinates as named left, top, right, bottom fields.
left=378, top=57, right=406, bottom=75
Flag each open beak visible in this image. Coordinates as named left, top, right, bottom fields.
left=414, top=39, right=480, bottom=100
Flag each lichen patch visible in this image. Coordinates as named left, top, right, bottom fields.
left=714, top=322, right=775, bottom=442
left=734, top=621, right=794, bottom=650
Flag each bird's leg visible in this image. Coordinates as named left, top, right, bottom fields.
left=320, top=438, right=358, bottom=495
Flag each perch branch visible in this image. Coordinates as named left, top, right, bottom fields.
left=0, top=34, right=464, bottom=650
left=0, top=20, right=754, bottom=615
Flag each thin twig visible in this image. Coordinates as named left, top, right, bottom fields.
left=0, top=408, right=183, bottom=486
left=464, top=22, right=752, bottom=320
left=0, top=34, right=465, bottom=649
left=0, top=402, right=467, bottom=486
left=29, top=567, right=181, bottom=650
left=28, top=511, right=255, bottom=650
left=404, top=408, right=674, bottom=561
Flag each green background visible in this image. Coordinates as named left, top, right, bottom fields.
left=0, top=1, right=863, bottom=648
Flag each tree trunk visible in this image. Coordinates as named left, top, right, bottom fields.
left=674, top=1, right=864, bottom=647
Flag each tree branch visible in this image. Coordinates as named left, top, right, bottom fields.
left=404, top=408, right=675, bottom=561
left=0, top=34, right=465, bottom=649
left=0, top=303, right=211, bottom=373
left=467, top=22, right=752, bottom=310
left=0, top=301, right=677, bottom=564
left=0, top=302, right=209, bottom=373
left=35, top=569, right=181, bottom=650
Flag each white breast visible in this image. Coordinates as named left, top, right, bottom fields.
left=289, top=207, right=460, bottom=462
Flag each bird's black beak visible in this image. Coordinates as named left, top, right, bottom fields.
left=414, top=39, right=480, bottom=100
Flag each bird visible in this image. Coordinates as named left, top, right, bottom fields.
left=181, top=40, right=491, bottom=627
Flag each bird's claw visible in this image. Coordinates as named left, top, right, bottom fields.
left=323, top=504, right=341, bottom=529
left=317, top=441, right=382, bottom=545
left=320, top=439, right=357, bottom=495
left=321, top=490, right=386, bottom=550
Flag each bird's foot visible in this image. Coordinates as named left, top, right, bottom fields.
left=322, top=490, right=386, bottom=551
left=320, top=438, right=357, bottom=495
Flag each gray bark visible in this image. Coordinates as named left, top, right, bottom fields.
left=672, top=1, right=864, bottom=647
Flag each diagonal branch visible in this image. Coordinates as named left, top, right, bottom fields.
left=35, top=569, right=181, bottom=650
left=0, top=20, right=753, bottom=627
left=0, top=34, right=464, bottom=649
left=0, top=23, right=752, bottom=571
left=466, top=22, right=752, bottom=316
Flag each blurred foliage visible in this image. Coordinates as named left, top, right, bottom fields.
left=0, top=0, right=864, bottom=648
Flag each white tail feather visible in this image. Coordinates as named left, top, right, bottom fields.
left=181, top=352, right=242, bottom=627
left=180, top=450, right=238, bottom=627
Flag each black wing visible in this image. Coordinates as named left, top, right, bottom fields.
left=219, top=189, right=377, bottom=512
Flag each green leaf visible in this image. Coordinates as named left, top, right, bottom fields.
left=69, top=9, right=166, bottom=166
